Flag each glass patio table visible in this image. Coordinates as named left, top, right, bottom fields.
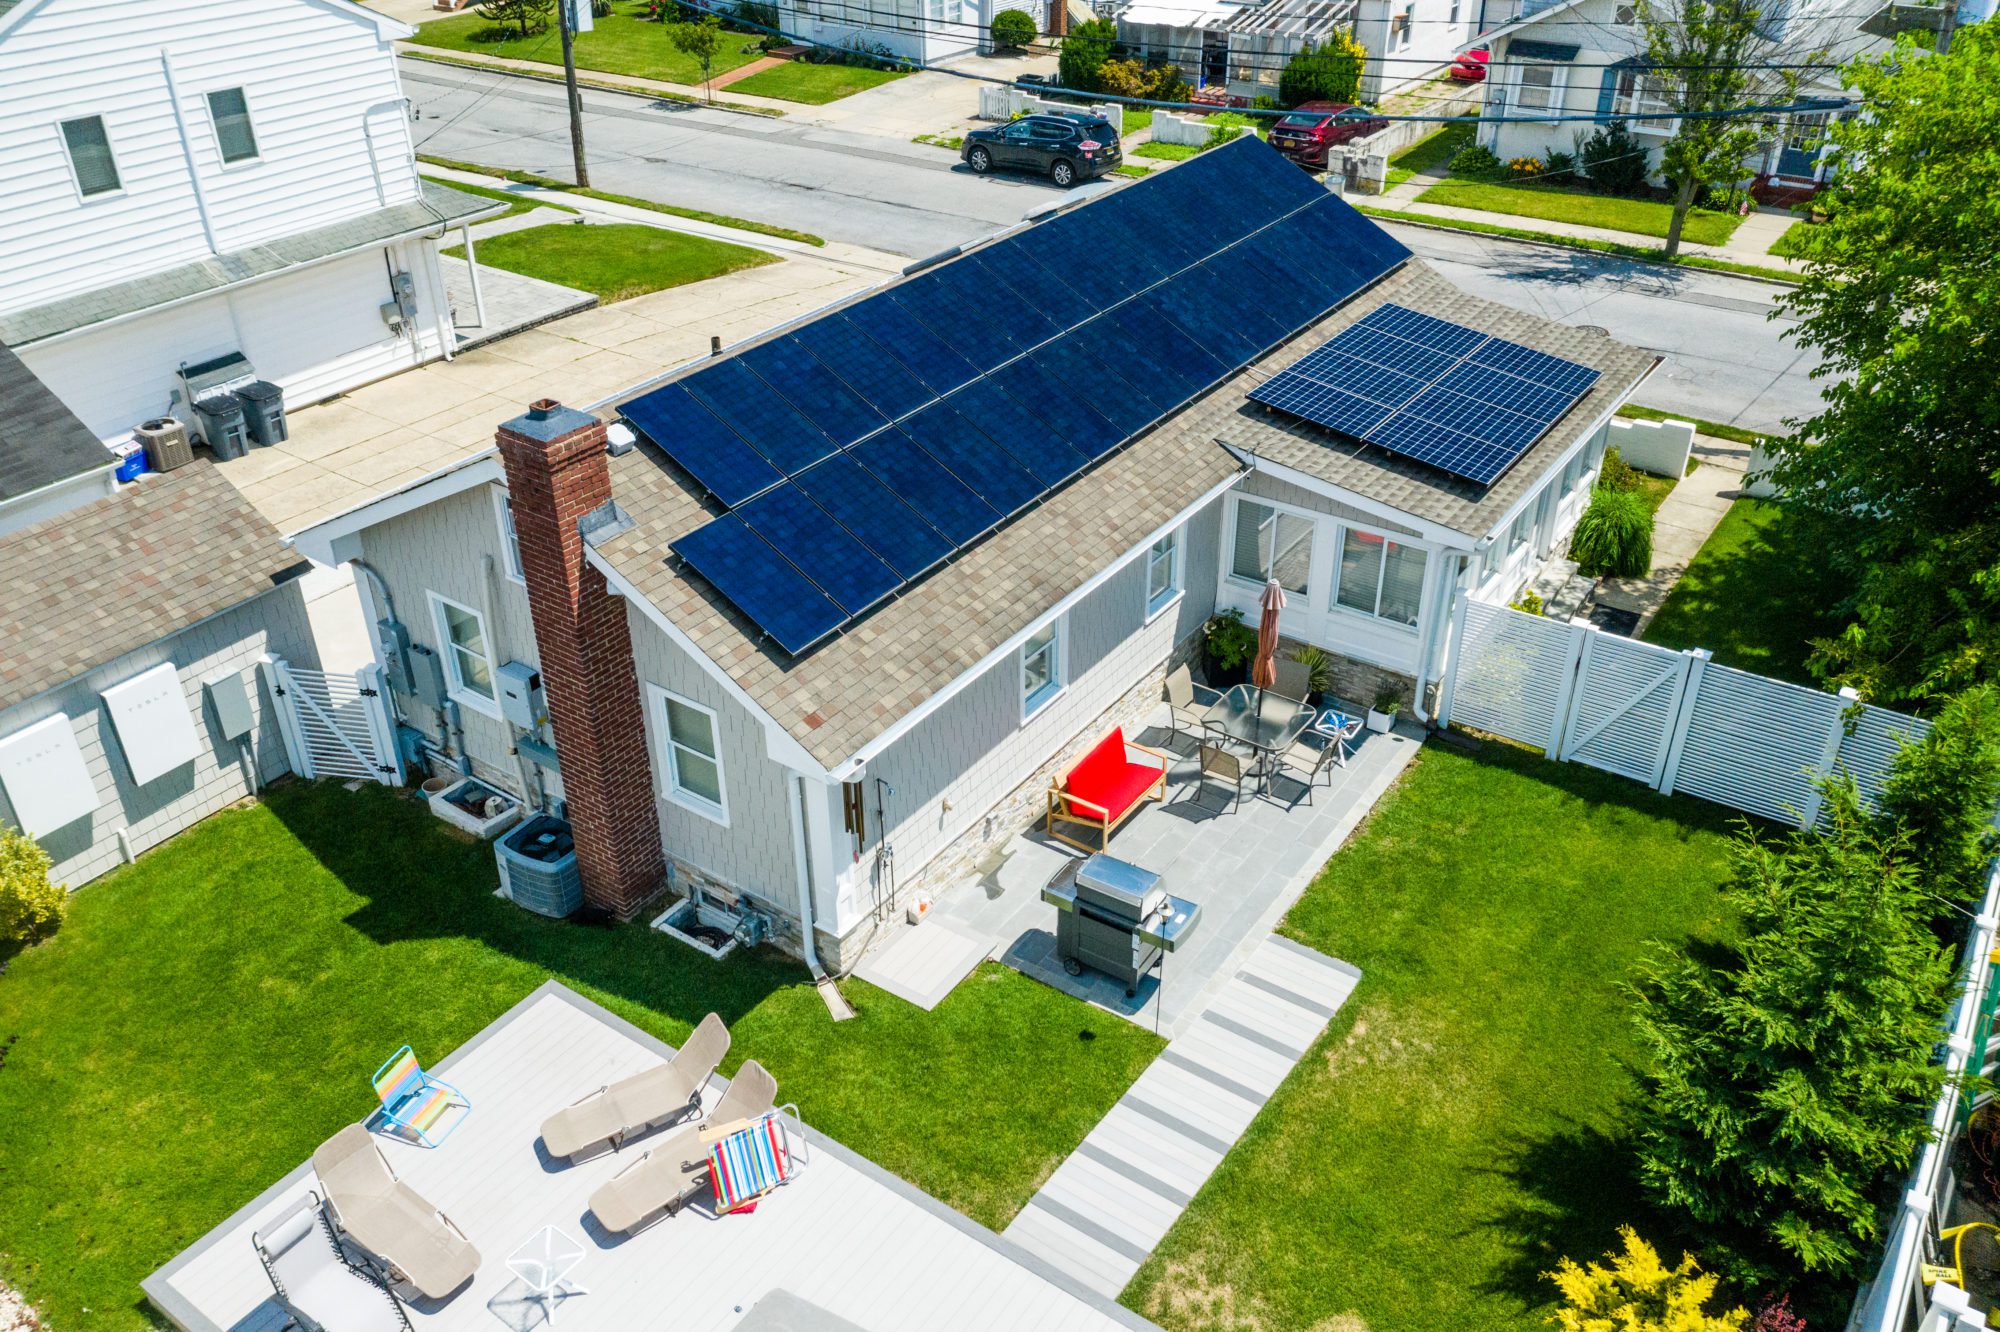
left=1204, top=683, right=1317, bottom=785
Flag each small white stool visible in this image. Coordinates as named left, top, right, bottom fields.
left=506, top=1224, right=588, bottom=1324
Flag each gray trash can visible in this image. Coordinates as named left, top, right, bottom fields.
left=238, top=380, right=288, bottom=446
left=193, top=392, right=250, bottom=460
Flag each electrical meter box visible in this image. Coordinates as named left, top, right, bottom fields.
left=378, top=619, right=414, bottom=696
left=497, top=662, right=545, bottom=729
left=205, top=671, right=254, bottom=741
left=408, top=643, right=447, bottom=710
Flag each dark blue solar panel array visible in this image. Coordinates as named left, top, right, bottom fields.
left=1247, top=302, right=1600, bottom=488
left=622, top=137, right=1411, bottom=655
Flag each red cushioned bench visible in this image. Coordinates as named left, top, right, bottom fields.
left=1045, top=726, right=1170, bottom=852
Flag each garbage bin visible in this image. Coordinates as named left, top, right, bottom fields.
left=193, top=392, right=250, bottom=460
left=237, top=380, right=288, bottom=446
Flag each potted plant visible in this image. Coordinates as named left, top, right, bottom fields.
left=1203, top=608, right=1258, bottom=687
left=1367, top=685, right=1402, bottom=734
left=1289, top=643, right=1333, bottom=705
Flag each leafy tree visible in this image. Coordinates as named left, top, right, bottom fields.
left=1546, top=1227, right=1748, bottom=1331
left=990, top=7, right=1036, bottom=49
left=477, top=0, right=555, bottom=38
left=1277, top=31, right=1366, bottom=108
left=0, top=825, right=66, bottom=945
left=667, top=16, right=727, bottom=101
left=1057, top=18, right=1118, bottom=94
left=1770, top=26, right=2000, bottom=707
left=1095, top=58, right=1190, bottom=105
left=1874, top=683, right=2000, bottom=911
left=1631, top=779, right=1957, bottom=1288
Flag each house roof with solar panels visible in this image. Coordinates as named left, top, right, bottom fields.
left=590, top=137, right=1657, bottom=770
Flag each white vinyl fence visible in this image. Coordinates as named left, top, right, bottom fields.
left=258, top=655, right=402, bottom=785
left=1438, top=600, right=1929, bottom=826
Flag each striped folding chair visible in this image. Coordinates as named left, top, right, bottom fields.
left=705, top=1107, right=808, bottom=1215
left=371, top=1046, right=471, bottom=1149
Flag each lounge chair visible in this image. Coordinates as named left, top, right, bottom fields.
left=253, top=1191, right=412, bottom=1332
left=312, top=1124, right=480, bottom=1301
left=588, top=1060, right=779, bottom=1235
left=540, top=1012, right=729, bottom=1160
left=370, top=1047, right=469, bottom=1149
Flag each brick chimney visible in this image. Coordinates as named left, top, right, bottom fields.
left=495, top=400, right=665, bottom=919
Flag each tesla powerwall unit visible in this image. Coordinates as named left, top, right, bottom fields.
left=0, top=714, right=99, bottom=838
left=101, top=663, right=201, bottom=786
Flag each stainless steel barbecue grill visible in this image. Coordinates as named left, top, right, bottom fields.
left=1042, top=853, right=1200, bottom=997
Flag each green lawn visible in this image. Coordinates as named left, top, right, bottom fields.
left=1135, top=140, right=1201, bottom=161
left=1125, top=741, right=1742, bottom=1332
left=1416, top=178, right=1746, bottom=246
left=1385, top=116, right=1476, bottom=187
left=409, top=5, right=762, bottom=85
left=443, top=222, right=774, bottom=301
left=1768, top=219, right=1811, bottom=257
left=1118, top=106, right=1155, bottom=137
left=725, top=61, right=906, bottom=104
left=1642, top=497, right=1846, bottom=686
left=424, top=175, right=577, bottom=220
left=0, top=781, right=1162, bottom=1330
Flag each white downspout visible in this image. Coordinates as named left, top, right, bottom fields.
left=159, top=51, right=221, bottom=254
left=792, top=772, right=855, bottom=1020
left=461, top=223, right=487, bottom=328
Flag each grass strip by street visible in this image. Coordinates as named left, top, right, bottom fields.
left=423, top=175, right=578, bottom=219
left=408, top=5, right=761, bottom=87
left=417, top=155, right=825, bottom=245
left=1615, top=402, right=1772, bottom=448
left=398, top=49, right=785, bottom=118
left=0, top=782, right=1163, bottom=1331
left=1641, top=498, right=1844, bottom=685
left=1125, top=740, right=1741, bottom=1332
left=911, top=132, right=963, bottom=150
left=1417, top=177, right=1745, bottom=245
left=443, top=222, right=774, bottom=301
left=724, top=60, right=906, bottom=104
left=1353, top=204, right=1800, bottom=285
left=1112, top=163, right=1153, bottom=178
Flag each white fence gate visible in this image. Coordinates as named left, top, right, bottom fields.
left=258, top=655, right=403, bottom=785
left=1440, top=600, right=1929, bottom=827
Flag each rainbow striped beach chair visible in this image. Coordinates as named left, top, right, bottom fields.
left=371, top=1047, right=471, bottom=1149
left=705, top=1106, right=807, bottom=1215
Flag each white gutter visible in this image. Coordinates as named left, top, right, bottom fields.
left=1224, top=445, right=1481, bottom=548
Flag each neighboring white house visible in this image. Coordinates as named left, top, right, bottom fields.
left=0, top=0, right=498, bottom=450
left=1462, top=0, right=1881, bottom=189
left=776, top=0, right=1054, bottom=64
left=289, top=139, right=1653, bottom=974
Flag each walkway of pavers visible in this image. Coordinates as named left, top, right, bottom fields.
left=1004, top=933, right=1361, bottom=1297
left=1596, top=436, right=1753, bottom=631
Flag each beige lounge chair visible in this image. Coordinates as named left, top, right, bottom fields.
left=312, top=1125, right=480, bottom=1302
left=588, top=1059, right=779, bottom=1234
left=540, top=1012, right=730, bottom=1160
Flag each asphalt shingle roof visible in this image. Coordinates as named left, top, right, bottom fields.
left=0, top=340, right=109, bottom=500
left=0, top=462, right=305, bottom=711
left=0, top=183, right=502, bottom=347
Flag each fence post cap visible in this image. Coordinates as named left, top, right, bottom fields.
left=1838, top=685, right=1861, bottom=700
left=1978, top=913, right=1999, bottom=931
left=1904, top=1188, right=1931, bottom=1214
left=1947, top=1034, right=1975, bottom=1057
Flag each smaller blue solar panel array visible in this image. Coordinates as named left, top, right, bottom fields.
left=624, top=137, right=1414, bottom=656
left=1246, top=303, right=1601, bottom=487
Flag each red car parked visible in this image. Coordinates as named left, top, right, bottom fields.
left=1448, top=47, right=1490, bottom=81
left=1268, top=101, right=1389, bottom=171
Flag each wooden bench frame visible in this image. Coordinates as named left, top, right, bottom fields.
left=1045, top=736, right=1171, bottom=852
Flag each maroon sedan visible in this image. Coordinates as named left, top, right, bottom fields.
left=1268, top=101, right=1389, bottom=171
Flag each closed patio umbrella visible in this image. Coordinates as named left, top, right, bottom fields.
left=1252, top=578, right=1284, bottom=692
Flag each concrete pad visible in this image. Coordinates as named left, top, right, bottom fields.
left=851, top=917, right=992, bottom=1010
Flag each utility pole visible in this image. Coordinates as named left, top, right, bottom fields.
left=558, top=0, right=590, bottom=187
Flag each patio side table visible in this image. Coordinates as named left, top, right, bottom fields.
left=506, top=1224, right=588, bottom=1324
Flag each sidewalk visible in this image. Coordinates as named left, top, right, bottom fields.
left=396, top=43, right=803, bottom=115
left=1375, top=169, right=1803, bottom=271
left=1596, top=436, right=1752, bottom=631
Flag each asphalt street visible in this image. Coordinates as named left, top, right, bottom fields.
left=404, top=59, right=1826, bottom=435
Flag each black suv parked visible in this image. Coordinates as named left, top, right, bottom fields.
left=961, top=112, right=1122, bottom=187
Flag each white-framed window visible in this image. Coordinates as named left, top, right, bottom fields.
left=1021, top=619, right=1065, bottom=719
left=1391, top=6, right=1412, bottom=49
left=1615, top=68, right=1677, bottom=131
left=1514, top=61, right=1565, bottom=117
left=1229, top=498, right=1314, bottom=594
left=1559, top=447, right=1589, bottom=498
left=1144, top=528, right=1183, bottom=620
left=649, top=685, right=728, bottom=824
left=427, top=591, right=498, bottom=715
left=494, top=490, right=526, bottom=584
left=59, top=115, right=121, bottom=198
left=1614, top=2, right=1638, bottom=21
left=1447, top=0, right=1461, bottom=24
left=1331, top=528, right=1428, bottom=628
left=206, top=87, right=258, bottom=164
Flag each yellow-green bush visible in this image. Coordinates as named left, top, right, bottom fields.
left=0, top=825, right=67, bottom=944
left=1546, top=1227, right=1747, bottom=1332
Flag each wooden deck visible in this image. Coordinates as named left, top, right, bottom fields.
left=1003, top=936, right=1360, bottom=1296
left=144, top=983, right=1158, bottom=1332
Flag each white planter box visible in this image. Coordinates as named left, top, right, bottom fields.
left=651, top=897, right=742, bottom=961
left=1366, top=709, right=1396, bottom=734
left=428, top=777, right=522, bottom=839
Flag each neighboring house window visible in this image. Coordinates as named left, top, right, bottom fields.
left=1230, top=498, right=1313, bottom=594
left=207, top=88, right=258, bottom=163
left=1615, top=68, right=1676, bottom=131
left=429, top=592, right=497, bottom=712
left=60, top=116, right=120, bottom=197
left=1514, top=62, right=1564, bottom=116
left=1448, top=0, right=1461, bottom=24
left=495, top=491, right=525, bottom=584
left=1332, top=529, right=1428, bottom=628
left=1391, top=7, right=1413, bottom=49
left=1614, top=2, right=1638, bottom=20
left=653, top=687, right=727, bottom=823
left=1022, top=620, right=1064, bottom=718
left=1145, top=529, right=1183, bottom=618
